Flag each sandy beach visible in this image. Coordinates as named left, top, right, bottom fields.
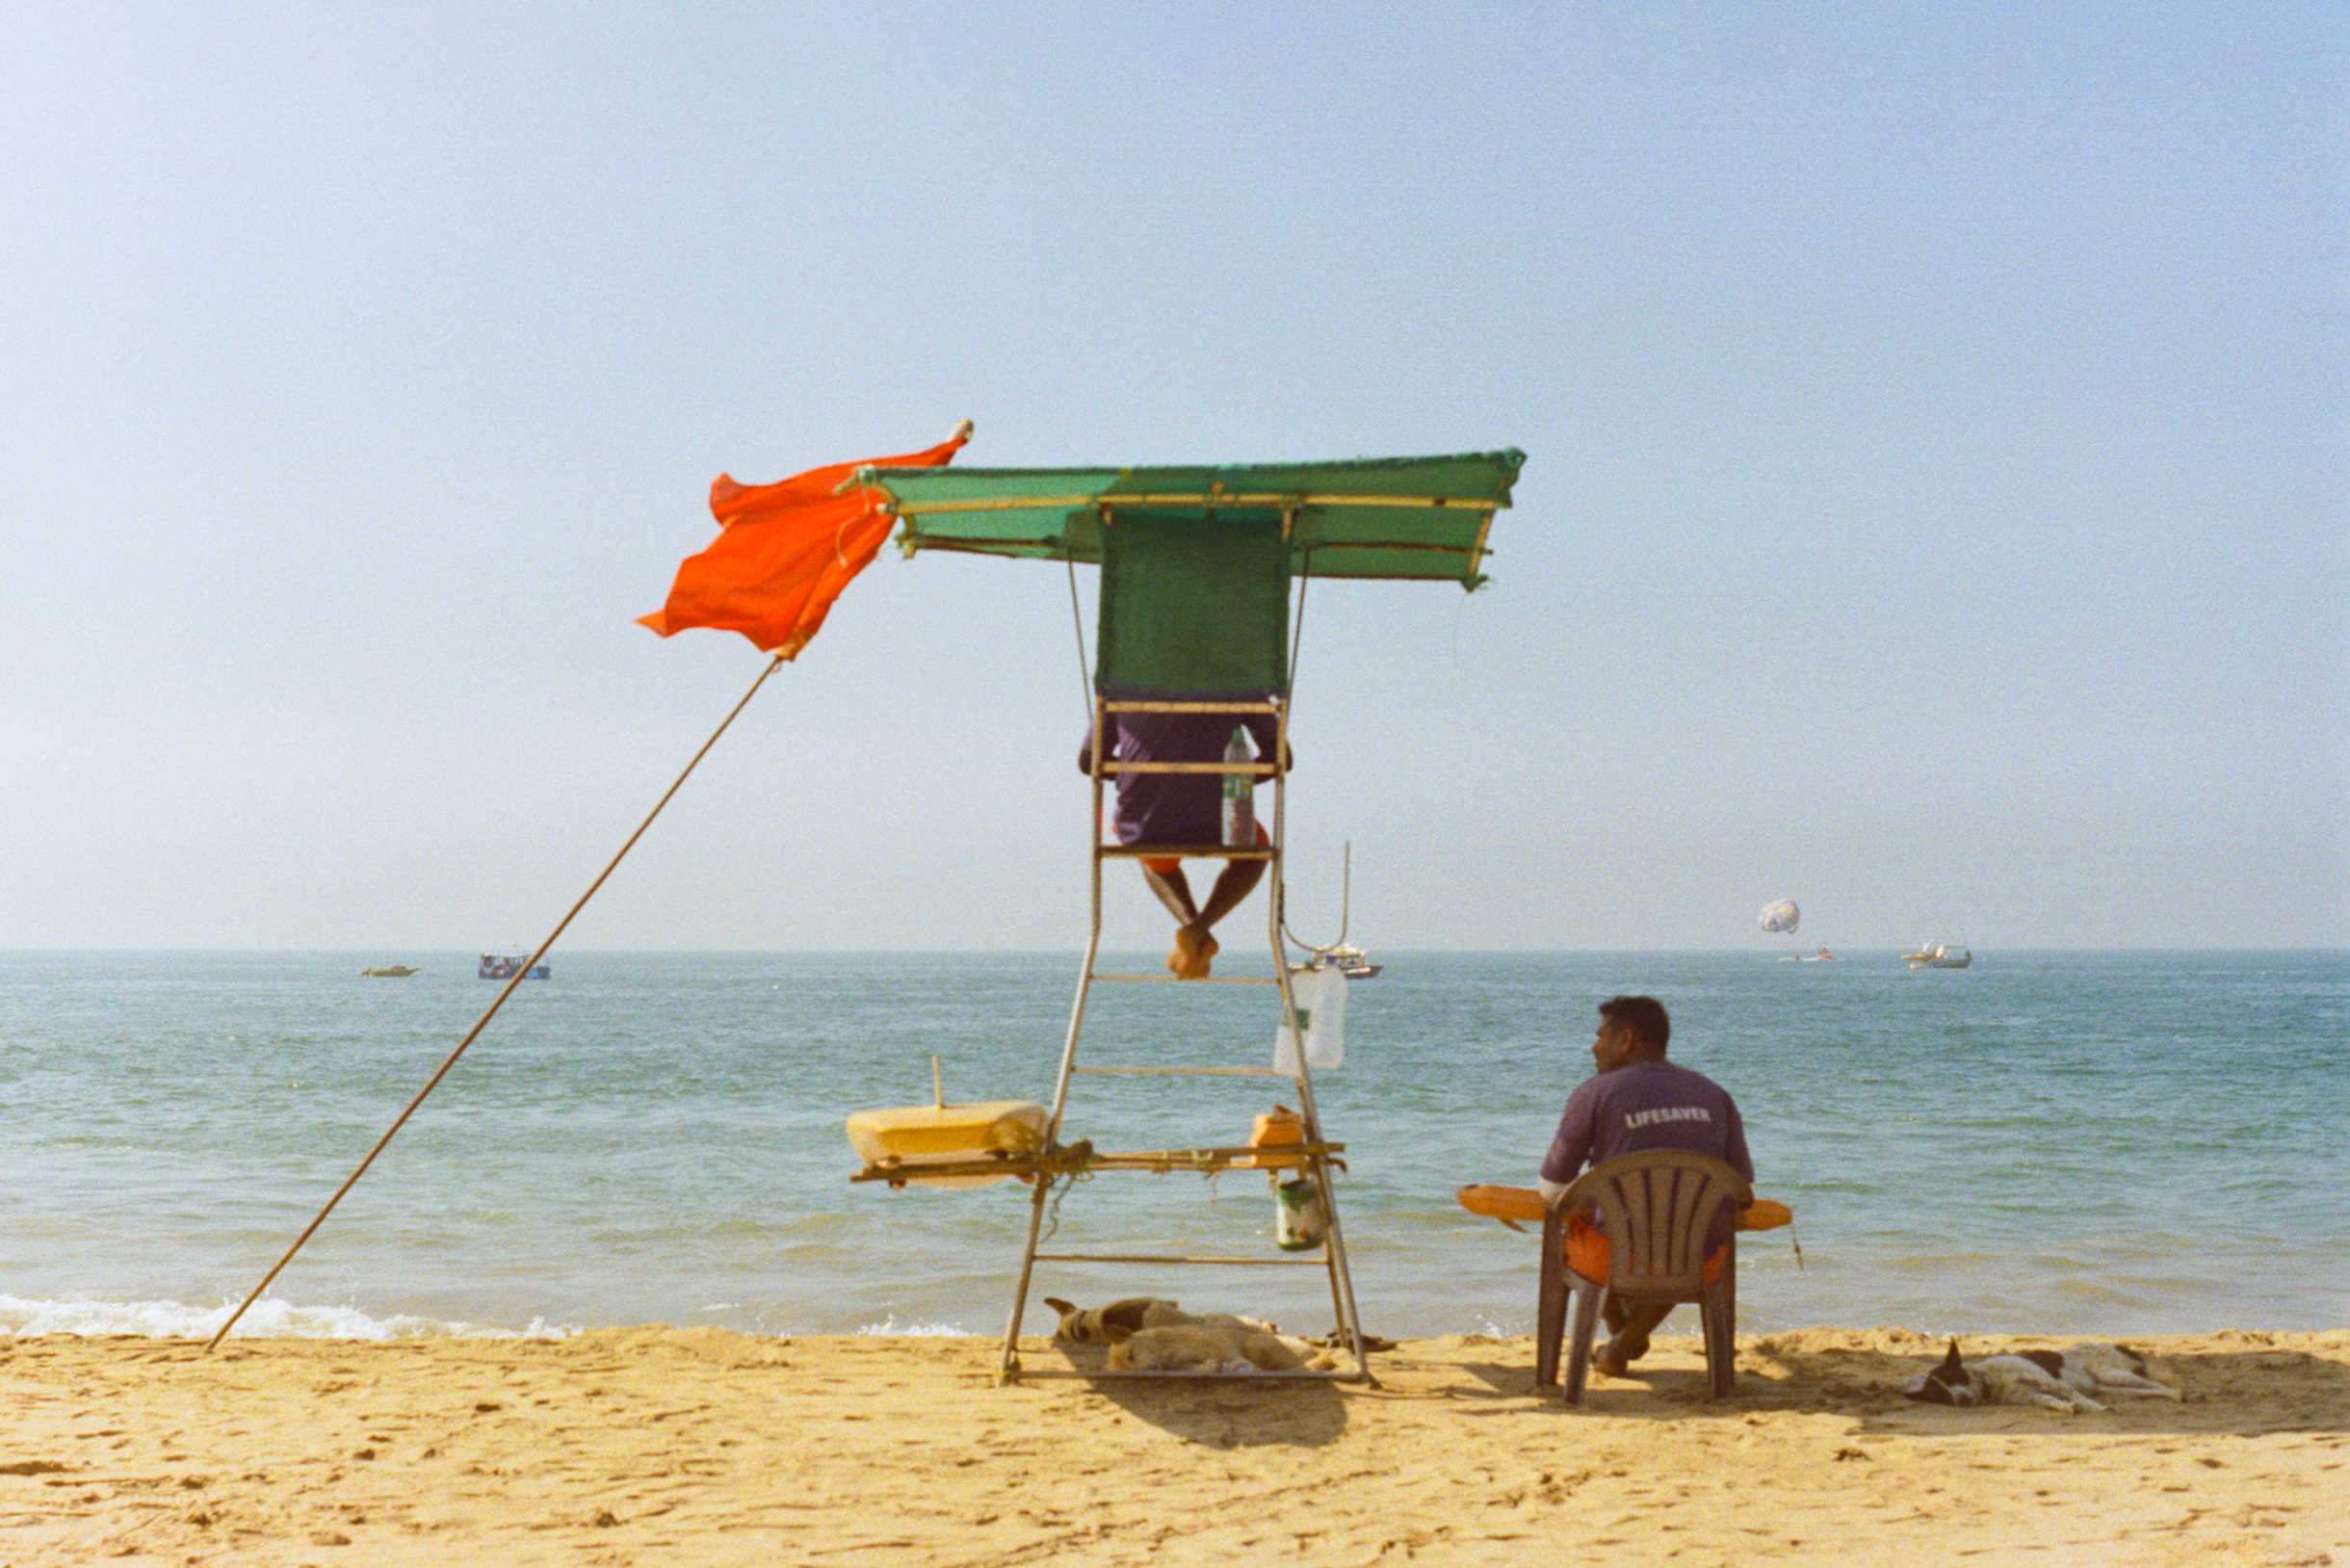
left=0, top=1326, right=2341, bottom=1566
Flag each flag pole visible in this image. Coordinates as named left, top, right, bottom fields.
left=206, top=652, right=790, bottom=1350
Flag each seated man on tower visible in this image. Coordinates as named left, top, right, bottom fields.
left=1537, top=994, right=1754, bottom=1376
left=1079, top=699, right=1290, bottom=980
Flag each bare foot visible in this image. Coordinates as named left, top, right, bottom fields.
left=1595, top=1330, right=1649, bottom=1376
left=1171, top=928, right=1219, bottom=979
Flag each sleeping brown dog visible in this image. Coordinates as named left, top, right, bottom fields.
left=1104, top=1320, right=1328, bottom=1372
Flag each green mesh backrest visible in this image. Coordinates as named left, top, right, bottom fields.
left=1094, top=510, right=1291, bottom=695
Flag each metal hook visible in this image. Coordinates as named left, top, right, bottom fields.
left=1279, top=840, right=1353, bottom=960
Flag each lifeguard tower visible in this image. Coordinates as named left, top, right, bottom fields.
left=849, top=450, right=1523, bottom=1381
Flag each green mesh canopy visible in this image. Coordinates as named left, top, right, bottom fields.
left=1093, top=510, right=1292, bottom=694
left=860, top=449, right=1524, bottom=589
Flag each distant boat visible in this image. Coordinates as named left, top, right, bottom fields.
left=479, top=954, right=550, bottom=980
left=1904, top=943, right=1971, bottom=970
left=1292, top=944, right=1382, bottom=979
left=360, top=965, right=418, bottom=978
left=1798, top=945, right=1838, bottom=962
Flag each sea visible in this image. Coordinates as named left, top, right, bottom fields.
left=1, top=950, right=2341, bottom=1344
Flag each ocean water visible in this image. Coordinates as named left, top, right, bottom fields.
left=0, top=949, right=2341, bottom=1344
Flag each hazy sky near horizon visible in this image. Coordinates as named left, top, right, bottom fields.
left=4, top=3, right=2343, bottom=954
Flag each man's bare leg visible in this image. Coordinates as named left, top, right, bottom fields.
left=1190, top=858, right=1266, bottom=935
left=1170, top=859, right=1266, bottom=978
left=1140, top=865, right=1201, bottom=975
left=1597, top=1298, right=1674, bottom=1375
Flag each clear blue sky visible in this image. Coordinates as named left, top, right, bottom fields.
left=3, top=3, right=2341, bottom=952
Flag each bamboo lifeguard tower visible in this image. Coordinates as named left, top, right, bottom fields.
left=849, top=450, right=1524, bottom=1381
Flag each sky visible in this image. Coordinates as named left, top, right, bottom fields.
left=2, top=2, right=2342, bottom=953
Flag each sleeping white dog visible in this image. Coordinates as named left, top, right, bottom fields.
left=1903, top=1339, right=2182, bottom=1415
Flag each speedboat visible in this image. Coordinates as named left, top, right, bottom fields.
left=1903, top=943, right=1971, bottom=969
left=1293, top=944, right=1382, bottom=979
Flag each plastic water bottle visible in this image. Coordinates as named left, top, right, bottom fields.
left=1220, top=725, right=1253, bottom=846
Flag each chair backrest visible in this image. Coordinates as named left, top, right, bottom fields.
left=1095, top=509, right=1291, bottom=696
left=1554, top=1150, right=1753, bottom=1300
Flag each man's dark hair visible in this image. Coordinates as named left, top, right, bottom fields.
left=1599, top=994, right=1671, bottom=1056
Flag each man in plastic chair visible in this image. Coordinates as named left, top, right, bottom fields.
left=1537, top=995, right=1753, bottom=1376
left=1079, top=701, right=1288, bottom=980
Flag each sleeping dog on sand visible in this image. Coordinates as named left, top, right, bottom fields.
left=1041, top=1296, right=1240, bottom=1346
left=1903, top=1339, right=2182, bottom=1415
left=1042, top=1296, right=1342, bottom=1372
left=1104, top=1320, right=1333, bottom=1373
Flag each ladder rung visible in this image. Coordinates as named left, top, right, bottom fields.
left=1071, top=1063, right=1288, bottom=1077
left=1061, top=1143, right=1342, bottom=1168
left=1086, top=971, right=1279, bottom=985
left=1097, top=846, right=1274, bottom=860
left=1006, top=1366, right=1369, bottom=1383
left=1098, top=761, right=1277, bottom=775
left=1100, top=700, right=1281, bottom=715
left=1030, top=1252, right=1331, bottom=1266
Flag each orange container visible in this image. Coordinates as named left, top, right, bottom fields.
left=1247, top=1105, right=1306, bottom=1169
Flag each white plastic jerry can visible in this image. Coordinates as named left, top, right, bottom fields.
left=1273, top=965, right=1346, bottom=1074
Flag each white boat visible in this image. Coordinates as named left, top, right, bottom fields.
left=1294, top=944, right=1382, bottom=979
left=1903, top=943, right=1971, bottom=970
left=479, top=953, right=550, bottom=980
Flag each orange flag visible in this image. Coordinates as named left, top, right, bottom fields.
left=640, top=424, right=971, bottom=658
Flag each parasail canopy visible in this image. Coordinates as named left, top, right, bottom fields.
left=1758, top=899, right=1800, bottom=934
left=857, top=449, right=1525, bottom=589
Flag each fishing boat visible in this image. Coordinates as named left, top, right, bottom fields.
left=1293, top=944, right=1382, bottom=979
left=1903, top=943, right=1971, bottom=970
left=359, top=964, right=418, bottom=978
left=479, top=954, right=550, bottom=980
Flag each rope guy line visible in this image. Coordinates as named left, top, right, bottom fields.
left=206, top=652, right=791, bottom=1350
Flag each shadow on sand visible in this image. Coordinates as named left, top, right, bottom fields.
left=1023, top=1341, right=1353, bottom=1448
